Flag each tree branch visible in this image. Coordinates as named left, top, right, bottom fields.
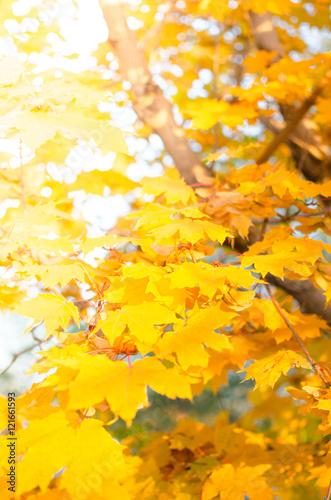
left=256, top=84, right=324, bottom=165
left=244, top=11, right=331, bottom=323
left=98, top=0, right=210, bottom=184
left=249, top=11, right=331, bottom=182
left=266, top=274, right=331, bottom=326
left=259, top=115, right=331, bottom=182
left=98, top=2, right=331, bottom=329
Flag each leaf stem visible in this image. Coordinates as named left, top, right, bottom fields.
left=265, top=283, right=330, bottom=388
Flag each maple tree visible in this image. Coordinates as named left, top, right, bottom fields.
left=0, top=0, right=331, bottom=499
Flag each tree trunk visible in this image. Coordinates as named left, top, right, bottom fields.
left=99, top=0, right=209, bottom=185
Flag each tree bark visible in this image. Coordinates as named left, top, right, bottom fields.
left=266, top=274, right=331, bottom=325
left=98, top=0, right=209, bottom=185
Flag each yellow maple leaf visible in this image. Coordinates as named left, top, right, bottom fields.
left=148, top=219, right=231, bottom=245
left=25, top=236, right=74, bottom=256
left=4, top=109, right=128, bottom=155
left=230, top=214, right=253, bottom=239
left=168, top=262, right=258, bottom=298
left=121, top=261, right=166, bottom=280
left=244, top=50, right=279, bottom=74
left=158, top=305, right=235, bottom=370
left=241, top=350, right=312, bottom=389
left=141, top=176, right=196, bottom=204
left=7, top=409, right=130, bottom=496
left=186, top=98, right=258, bottom=129
left=241, top=251, right=311, bottom=279
left=96, top=302, right=176, bottom=351
left=16, top=294, right=80, bottom=339
left=69, top=167, right=136, bottom=196
left=127, top=203, right=206, bottom=232
left=104, top=276, right=151, bottom=305
left=14, top=262, right=86, bottom=287
left=67, top=356, right=193, bottom=424
left=203, top=463, right=273, bottom=500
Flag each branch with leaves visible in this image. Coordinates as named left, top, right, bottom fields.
left=0, top=1, right=331, bottom=499
left=250, top=11, right=331, bottom=182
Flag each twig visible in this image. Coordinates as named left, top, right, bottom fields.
left=31, top=330, right=44, bottom=349
left=0, top=325, right=44, bottom=377
left=0, top=343, right=40, bottom=377
left=214, top=252, right=242, bottom=265
left=325, top=478, right=331, bottom=500
left=265, top=283, right=330, bottom=388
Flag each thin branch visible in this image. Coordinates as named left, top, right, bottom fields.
left=325, top=478, right=331, bottom=500
left=265, top=275, right=331, bottom=326
left=249, top=11, right=331, bottom=182
left=0, top=343, right=40, bottom=377
left=265, top=283, right=330, bottom=388
left=256, top=84, right=324, bottom=165
left=259, top=114, right=326, bottom=159
left=31, top=329, right=44, bottom=349
left=0, top=325, right=44, bottom=377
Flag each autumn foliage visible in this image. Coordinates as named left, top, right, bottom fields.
left=1, top=0, right=331, bottom=499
